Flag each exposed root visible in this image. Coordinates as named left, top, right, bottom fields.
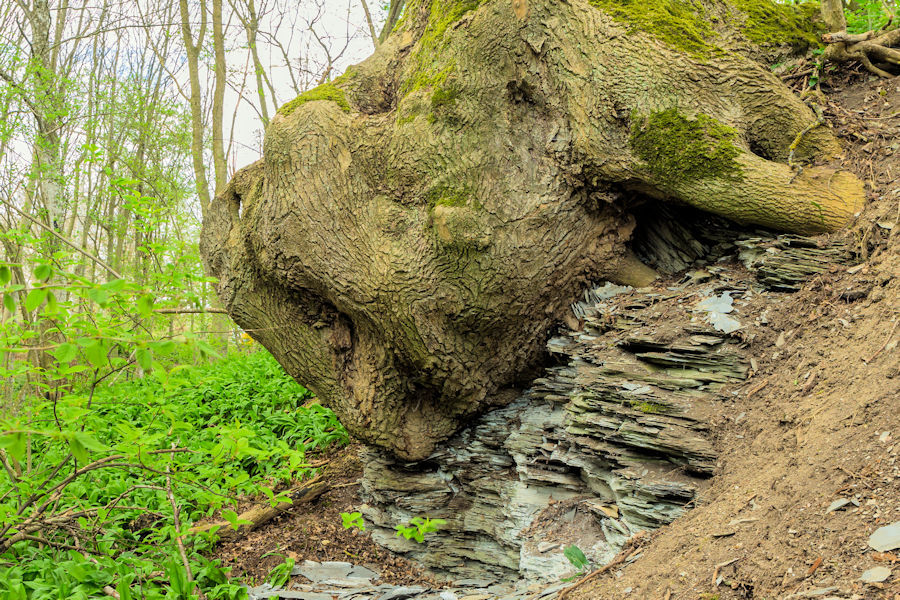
left=823, top=27, right=900, bottom=78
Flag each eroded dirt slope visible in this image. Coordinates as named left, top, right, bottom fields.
left=571, top=73, right=900, bottom=600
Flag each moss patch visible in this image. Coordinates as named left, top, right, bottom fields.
left=630, top=109, right=742, bottom=183
left=426, top=185, right=473, bottom=209
left=631, top=400, right=670, bottom=414
left=400, top=0, right=486, bottom=96
left=588, top=0, right=721, bottom=58
left=277, top=81, right=351, bottom=117
left=731, top=0, right=821, bottom=51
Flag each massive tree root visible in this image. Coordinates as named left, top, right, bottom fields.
left=201, top=0, right=865, bottom=460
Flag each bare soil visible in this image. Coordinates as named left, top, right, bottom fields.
left=569, top=72, right=900, bottom=600
left=215, top=446, right=442, bottom=588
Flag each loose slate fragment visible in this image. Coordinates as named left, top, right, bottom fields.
left=869, top=522, right=900, bottom=552
left=860, top=566, right=892, bottom=583
left=695, top=292, right=742, bottom=333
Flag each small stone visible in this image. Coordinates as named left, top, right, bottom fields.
left=826, top=498, right=851, bottom=513
left=860, top=566, right=891, bottom=583
left=880, top=431, right=892, bottom=443
left=869, top=522, right=900, bottom=552
left=293, top=560, right=354, bottom=583
left=348, top=565, right=381, bottom=580
left=440, top=592, right=459, bottom=600
left=453, top=579, right=494, bottom=588
left=377, top=587, right=430, bottom=600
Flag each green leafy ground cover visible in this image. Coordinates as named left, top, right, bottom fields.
left=0, top=350, right=347, bottom=600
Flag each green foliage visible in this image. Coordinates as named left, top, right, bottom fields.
left=0, top=348, right=348, bottom=598
left=846, top=0, right=896, bottom=34
left=278, top=81, right=351, bottom=117
left=394, top=516, right=446, bottom=543
left=561, top=544, right=593, bottom=581
left=630, top=108, right=742, bottom=184
left=264, top=554, right=296, bottom=588
left=341, top=511, right=366, bottom=531
left=563, top=544, right=591, bottom=573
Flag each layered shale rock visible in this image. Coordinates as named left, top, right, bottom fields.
left=359, top=279, right=751, bottom=580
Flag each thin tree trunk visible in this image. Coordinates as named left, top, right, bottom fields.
left=180, top=0, right=212, bottom=218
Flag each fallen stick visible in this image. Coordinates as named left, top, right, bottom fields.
left=712, top=557, right=740, bottom=587
left=189, top=477, right=328, bottom=544
left=863, top=319, right=898, bottom=364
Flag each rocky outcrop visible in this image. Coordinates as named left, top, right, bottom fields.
left=356, top=224, right=859, bottom=581
left=359, top=279, right=751, bottom=580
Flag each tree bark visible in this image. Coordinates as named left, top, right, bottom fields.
left=180, top=0, right=213, bottom=218
left=202, top=0, right=866, bottom=460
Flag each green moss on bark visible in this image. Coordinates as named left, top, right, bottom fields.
left=588, top=0, right=721, bottom=57
left=630, top=109, right=742, bottom=182
left=587, top=0, right=821, bottom=57
left=400, top=0, right=486, bottom=96
left=426, top=185, right=473, bottom=209
left=730, top=0, right=821, bottom=50
left=278, top=80, right=351, bottom=117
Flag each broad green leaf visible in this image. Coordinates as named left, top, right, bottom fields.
left=69, top=436, right=88, bottom=463
left=137, top=294, right=155, bottom=318
left=3, top=293, right=14, bottom=313
left=53, top=342, right=78, bottom=363
left=0, top=432, right=26, bottom=463
left=150, top=340, right=176, bottom=355
left=136, top=347, right=152, bottom=371
left=44, top=291, right=58, bottom=315
left=82, top=341, right=107, bottom=369
left=196, top=340, right=222, bottom=360
left=0, top=265, right=10, bottom=285
left=100, top=278, right=126, bottom=293
left=564, top=545, right=589, bottom=570
left=33, top=264, right=52, bottom=281
left=24, top=288, right=48, bottom=312
left=72, top=432, right=106, bottom=452
left=87, top=287, right=109, bottom=306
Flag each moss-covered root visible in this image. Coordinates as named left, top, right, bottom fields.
left=664, top=153, right=865, bottom=234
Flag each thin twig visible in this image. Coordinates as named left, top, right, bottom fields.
left=863, top=319, right=898, bottom=363
left=165, top=444, right=205, bottom=600
left=712, top=557, right=741, bottom=587
left=0, top=201, right=123, bottom=279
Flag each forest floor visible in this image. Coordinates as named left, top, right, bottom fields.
left=214, top=71, right=899, bottom=599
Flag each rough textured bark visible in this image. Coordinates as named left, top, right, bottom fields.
left=201, top=0, right=866, bottom=460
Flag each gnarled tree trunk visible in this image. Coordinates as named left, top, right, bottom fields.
left=201, top=0, right=865, bottom=460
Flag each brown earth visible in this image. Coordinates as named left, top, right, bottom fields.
left=568, top=71, right=900, bottom=600
left=214, top=72, right=898, bottom=599
left=215, top=446, right=442, bottom=588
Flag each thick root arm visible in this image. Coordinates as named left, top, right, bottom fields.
left=665, top=153, right=865, bottom=234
